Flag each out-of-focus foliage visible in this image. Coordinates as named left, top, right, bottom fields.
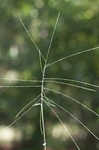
left=0, top=0, right=99, bottom=150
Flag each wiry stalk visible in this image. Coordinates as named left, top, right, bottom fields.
left=47, top=46, right=99, bottom=68
left=40, top=12, right=61, bottom=150
left=40, top=66, right=47, bottom=150
left=44, top=95, right=99, bottom=141
left=44, top=87, right=99, bottom=117
left=44, top=100, right=80, bottom=150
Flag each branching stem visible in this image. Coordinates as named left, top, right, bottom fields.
left=40, top=66, right=47, bottom=150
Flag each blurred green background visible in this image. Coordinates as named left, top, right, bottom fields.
left=0, top=0, right=99, bottom=150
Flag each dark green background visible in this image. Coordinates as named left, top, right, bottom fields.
left=0, top=0, right=99, bottom=150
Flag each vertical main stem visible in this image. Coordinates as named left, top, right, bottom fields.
left=40, top=12, right=60, bottom=150
left=40, top=65, right=46, bottom=150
